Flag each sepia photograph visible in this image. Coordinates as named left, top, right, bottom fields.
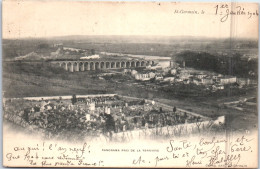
left=2, top=1, right=259, bottom=168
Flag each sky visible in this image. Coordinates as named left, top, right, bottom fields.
left=2, top=0, right=259, bottom=39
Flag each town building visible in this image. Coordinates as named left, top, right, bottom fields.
left=219, top=76, right=237, bottom=85
left=163, top=77, right=175, bottom=82
left=123, top=69, right=132, bottom=74
left=135, top=72, right=155, bottom=81
left=192, top=79, right=201, bottom=85
left=170, top=69, right=177, bottom=75
left=201, top=78, right=213, bottom=85
left=131, top=70, right=138, bottom=76
left=155, top=74, right=163, bottom=81
left=197, top=74, right=207, bottom=79
left=212, top=85, right=225, bottom=90
left=179, top=73, right=190, bottom=80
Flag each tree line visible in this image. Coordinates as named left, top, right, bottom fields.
left=175, top=51, right=257, bottom=78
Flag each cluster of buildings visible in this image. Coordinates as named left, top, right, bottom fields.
left=129, top=69, right=156, bottom=81
left=4, top=94, right=205, bottom=140
left=122, top=60, right=253, bottom=92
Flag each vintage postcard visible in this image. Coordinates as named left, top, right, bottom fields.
left=2, top=1, right=258, bottom=168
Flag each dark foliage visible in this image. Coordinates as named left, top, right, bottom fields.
left=175, top=51, right=258, bottom=78
left=71, top=94, right=77, bottom=105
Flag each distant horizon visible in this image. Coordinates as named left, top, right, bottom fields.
left=2, top=34, right=258, bottom=41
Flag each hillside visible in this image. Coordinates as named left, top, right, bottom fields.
left=3, top=36, right=258, bottom=61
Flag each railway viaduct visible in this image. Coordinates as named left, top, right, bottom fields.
left=51, top=59, right=155, bottom=72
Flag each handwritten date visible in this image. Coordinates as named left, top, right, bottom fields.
left=215, top=4, right=258, bottom=22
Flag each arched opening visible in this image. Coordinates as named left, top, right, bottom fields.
left=67, top=62, right=73, bottom=72
left=73, top=62, right=79, bottom=72
left=136, top=61, right=140, bottom=67
left=131, top=61, right=135, bottom=67
left=121, top=62, right=125, bottom=68
left=106, top=62, right=110, bottom=69
left=141, top=61, right=145, bottom=67
left=79, top=62, right=84, bottom=71
left=90, top=62, right=94, bottom=70
left=116, top=62, right=120, bottom=68
left=146, top=61, right=150, bottom=66
left=61, top=62, right=67, bottom=70
left=100, top=62, right=105, bottom=69
left=126, top=62, right=130, bottom=68
left=151, top=61, right=155, bottom=65
left=85, top=62, right=89, bottom=70
left=111, top=62, right=115, bottom=68
left=95, top=62, right=100, bottom=69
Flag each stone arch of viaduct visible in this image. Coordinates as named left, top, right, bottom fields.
left=52, top=60, right=155, bottom=72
